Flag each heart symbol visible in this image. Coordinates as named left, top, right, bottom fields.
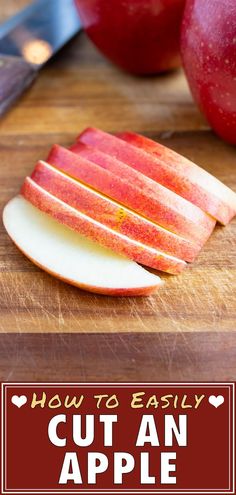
left=208, top=395, right=224, bottom=408
left=11, top=395, right=27, bottom=408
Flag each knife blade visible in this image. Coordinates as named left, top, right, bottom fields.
left=0, top=0, right=82, bottom=117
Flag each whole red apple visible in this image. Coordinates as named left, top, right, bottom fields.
left=181, top=0, right=236, bottom=145
left=75, top=0, right=186, bottom=75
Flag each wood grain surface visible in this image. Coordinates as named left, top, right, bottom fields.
left=0, top=1, right=236, bottom=380
left=0, top=332, right=236, bottom=382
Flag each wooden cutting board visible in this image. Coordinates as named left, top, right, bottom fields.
left=0, top=1, right=235, bottom=381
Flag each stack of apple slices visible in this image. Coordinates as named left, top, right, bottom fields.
left=3, top=128, right=236, bottom=296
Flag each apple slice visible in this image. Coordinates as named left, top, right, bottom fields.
left=77, top=128, right=215, bottom=234
left=47, top=144, right=214, bottom=246
left=117, top=131, right=236, bottom=225
left=32, top=161, right=200, bottom=262
left=3, top=196, right=163, bottom=296
left=20, top=177, right=187, bottom=274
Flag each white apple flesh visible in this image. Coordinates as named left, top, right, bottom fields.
left=20, top=178, right=186, bottom=274
left=3, top=196, right=163, bottom=296
left=31, top=161, right=200, bottom=262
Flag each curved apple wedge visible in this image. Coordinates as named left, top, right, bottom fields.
left=48, top=144, right=214, bottom=246
left=76, top=128, right=216, bottom=239
left=3, top=196, right=163, bottom=296
left=20, top=178, right=186, bottom=274
left=117, top=131, right=236, bottom=225
left=31, top=161, right=200, bottom=262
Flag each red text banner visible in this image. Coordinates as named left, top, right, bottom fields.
left=1, top=382, right=235, bottom=494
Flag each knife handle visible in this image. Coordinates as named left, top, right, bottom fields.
left=0, top=54, right=36, bottom=117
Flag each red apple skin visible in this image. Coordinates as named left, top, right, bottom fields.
left=48, top=144, right=211, bottom=245
left=118, top=131, right=236, bottom=224
left=181, top=0, right=236, bottom=145
left=21, top=178, right=186, bottom=275
left=75, top=0, right=186, bottom=74
left=32, top=162, right=199, bottom=262
left=77, top=128, right=215, bottom=236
